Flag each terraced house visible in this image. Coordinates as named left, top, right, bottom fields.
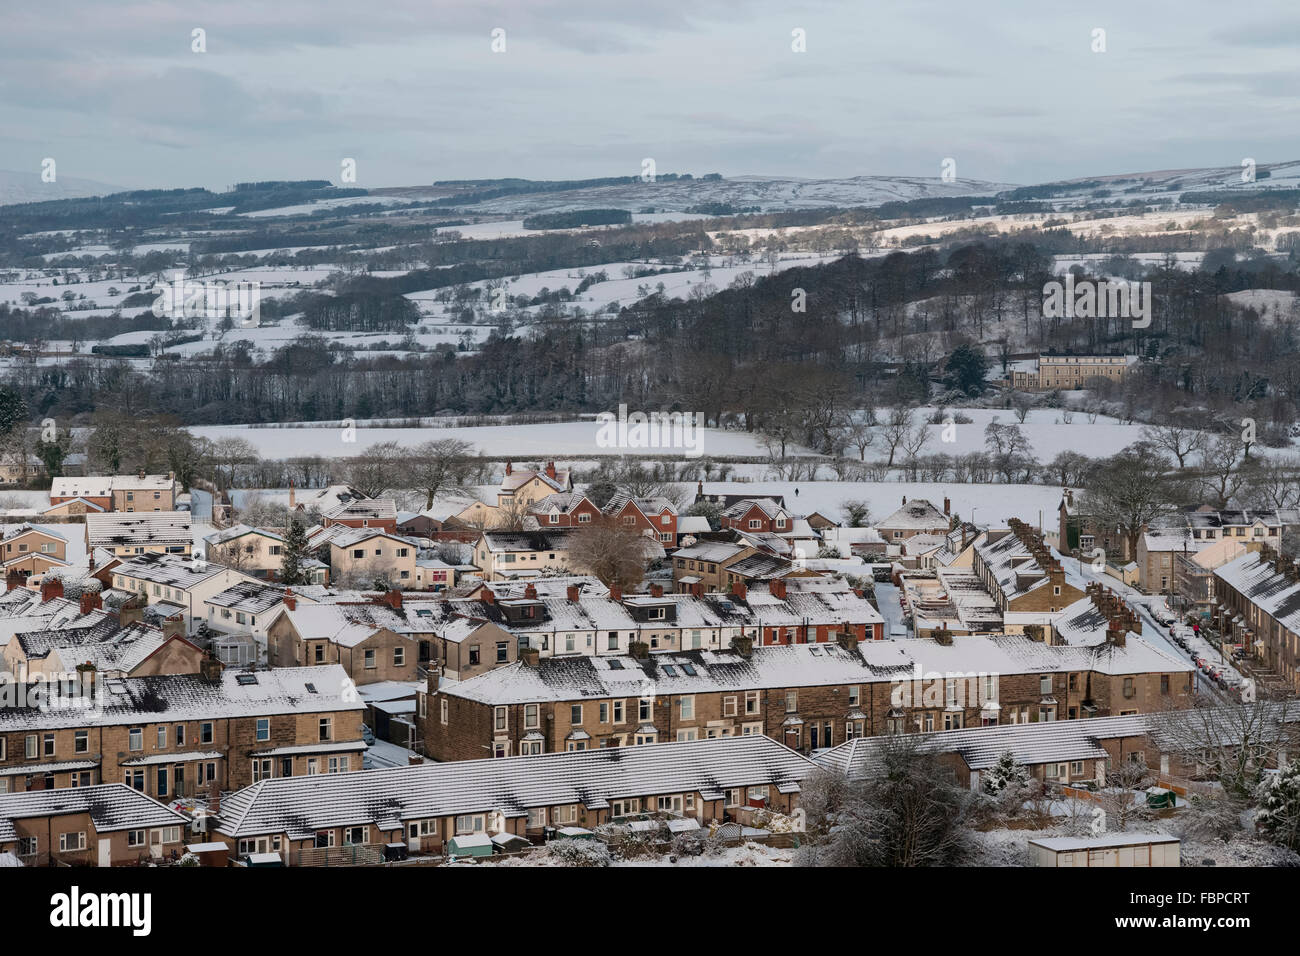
left=420, top=623, right=1192, bottom=760
left=0, top=663, right=364, bottom=795
left=212, top=735, right=816, bottom=862
left=0, top=783, right=189, bottom=867
left=1214, top=547, right=1300, bottom=692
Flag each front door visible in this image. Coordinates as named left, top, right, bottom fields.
left=808, top=725, right=819, bottom=750
left=98, top=840, right=111, bottom=866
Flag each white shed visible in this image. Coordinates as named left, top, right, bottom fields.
left=1028, top=832, right=1180, bottom=868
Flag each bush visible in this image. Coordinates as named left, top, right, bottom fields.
left=545, top=838, right=612, bottom=867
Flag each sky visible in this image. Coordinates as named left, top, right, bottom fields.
left=2, top=0, right=1299, bottom=193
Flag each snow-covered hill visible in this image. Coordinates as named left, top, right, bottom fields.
left=0, top=169, right=122, bottom=207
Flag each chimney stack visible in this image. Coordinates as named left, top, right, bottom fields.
left=288, top=478, right=296, bottom=510
left=609, top=584, right=622, bottom=602
left=504, top=461, right=513, bottom=477
left=769, top=578, right=787, bottom=601
left=521, top=646, right=540, bottom=667
left=732, top=634, right=754, bottom=658
left=208, top=780, right=221, bottom=817
left=567, top=584, right=580, bottom=602
left=524, top=583, right=538, bottom=600
left=79, top=591, right=102, bottom=615
left=426, top=666, right=441, bottom=694
left=199, top=654, right=223, bottom=683
left=545, top=461, right=557, bottom=480
left=378, top=589, right=403, bottom=610
left=697, top=480, right=703, bottom=495
left=943, top=497, right=950, bottom=516
left=162, top=614, right=186, bottom=640
left=731, top=580, right=747, bottom=601
left=283, top=588, right=296, bottom=611
left=40, top=577, right=64, bottom=604
left=649, top=583, right=663, bottom=599
left=836, top=628, right=859, bottom=652
left=481, top=587, right=495, bottom=605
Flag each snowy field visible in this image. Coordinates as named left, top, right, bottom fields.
left=187, top=420, right=794, bottom=459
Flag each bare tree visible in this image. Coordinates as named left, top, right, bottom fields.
left=1080, top=443, right=1183, bottom=561
left=408, top=438, right=475, bottom=510
left=345, top=441, right=407, bottom=498
left=879, top=407, right=912, bottom=467
left=1141, top=415, right=1208, bottom=469
left=1197, top=434, right=1248, bottom=509
left=568, top=516, right=650, bottom=588
left=795, top=736, right=975, bottom=867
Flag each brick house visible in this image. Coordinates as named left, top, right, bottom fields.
left=973, top=521, right=1084, bottom=614
left=718, top=498, right=792, bottom=534
left=419, top=629, right=1193, bottom=760
left=876, top=497, right=952, bottom=542
left=86, top=511, right=193, bottom=558
left=310, top=526, right=419, bottom=587
left=51, top=473, right=179, bottom=513
left=602, top=492, right=679, bottom=546
left=527, top=492, right=603, bottom=529
left=266, top=599, right=420, bottom=686
left=0, top=663, right=365, bottom=796
left=212, top=735, right=816, bottom=862
left=0, top=783, right=188, bottom=867
left=321, top=497, right=399, bottom=534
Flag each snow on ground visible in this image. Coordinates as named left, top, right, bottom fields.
left=188, top=420, right=791, bottom=459
left=484, top=840, right=792, bottom=867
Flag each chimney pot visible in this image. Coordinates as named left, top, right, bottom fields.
left=609, top=584, right=622, bottom=602
left=40, top=578, right=64, bottom=604
left=567, top=584, right=580, bottom=602
left=283, top=588, right=296, bottom=612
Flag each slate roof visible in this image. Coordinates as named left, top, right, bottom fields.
left=205, top=580, right=289, bottom=615
left=440, top=629, right=1188, bottom=707
left=324, top=498, right=398, bottom=522
left=479, top=529, right=577, bottom=552
left=1214, top=551, right=1300, bottom=634
left=817, top=702, right=1300, bottom=777
left=215, top=735, right=816, bottom=839
left=114, top=553, right=238, bottom=588
left=877, top=499, right=949, bottom=531
left=0, top=783, right=186, bottom=834
left=0, top=664, right=362, bottom=732
left=86, top=512, right=191, bottom=547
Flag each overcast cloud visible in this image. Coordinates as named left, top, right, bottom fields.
left=2, top=0, right=1297, bottom=190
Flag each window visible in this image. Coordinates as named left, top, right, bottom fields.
left=58, top=832, right=87, bottom=852
left=468, top=645, right=480, bottom=666
left=175, top=725, right=185, bottom=746
left=494, top=706, right=507, bottom=732
left=256, top=718, right=271, bottom=742
left=319, top=717, right=333, bottom=741
left=679, top=696, right=694, bottom=719
left=612, top=700, right=624, bottom=724
left=496, top=642, right=509, bottom=663
left=393, top=647, right=405, bottom=667
left=639, top=698, right=653, bottom=721
left=599, top=702, right=609, bottom=723
left=1039, top=675, right=1052, bottom=695
left=128, top=830, right=146, bottom=848
left=440, top=698, right=448, bottom=725
left=745, top=691, right=760, bottom=715
left=43, top=734, right=55, bottom=757
left=200, top=722, right=214, bottom=744
left=1160, top=675, right=1170, bottom=695
left=314, top=644, right=326, bottom=664
left=364, top=649, right=377, bottom=669
left=785, top=691, right=797, bottom=713
left=570, top=705, right=583, bottom=725
left=455, top=814, right=485, bottom=834
left=128, top=728, right=143, bottom=752
left=156, top=726, right=167, bottom=749
left=524, top=703, right=539, bottom=729
left=17, top=837, right=37, bottom=857
left=723, top=696, right=737, bottom=717
left=327, top=756, right=349, bottom=773
left=74, top=731, right=88, bottom=754
left=847, top=686, right=860, bottom=707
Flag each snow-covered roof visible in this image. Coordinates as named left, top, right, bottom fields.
left=0, top=664, right=362, bottom=732
left=86, top=511, right=191, bottom=547
left=1214, top=551, right=1300, bottom=635
left=0, top=783, right=187, bottom=834
left=877, top=499, right=949, bottom=531
left=215, top=735, right=815, bottom=839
